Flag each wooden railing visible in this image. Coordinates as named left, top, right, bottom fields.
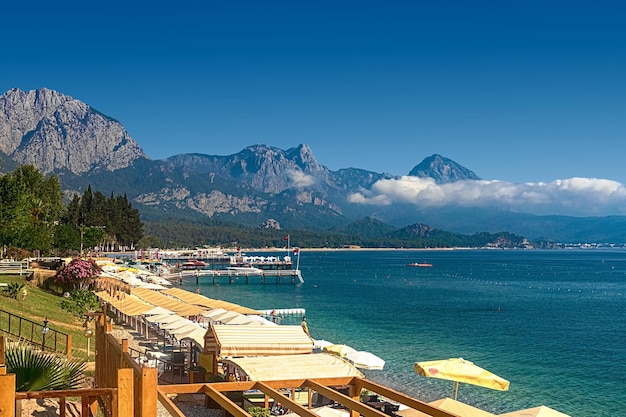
left=0, top=308, right=72, bottom=358
left=1, top=368, right=133, bottom=417
left=0, top=335, right=132, bottom=417
left=0, top=261, right=32, bottom=275
left=156, top=377, right=458, bottom=417
left=95, top=309, right=158, bottom=417
left=2, top=305, right=458, bottom=417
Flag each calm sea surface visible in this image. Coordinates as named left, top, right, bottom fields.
left=181, top=249, right=626, bottom=417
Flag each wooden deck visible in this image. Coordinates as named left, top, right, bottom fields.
left=165, top=269, right=304, bottom=284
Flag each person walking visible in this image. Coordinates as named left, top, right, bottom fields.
left=301, top=316, right=310, bottom=336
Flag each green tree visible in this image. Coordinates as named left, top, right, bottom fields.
left=0, top=165, right=63, bottom=251
left=53, top=224, right=81, bottom=252
left=137, top=235, right=163, bottom=249
left=82, top=226, right=107, bottom=251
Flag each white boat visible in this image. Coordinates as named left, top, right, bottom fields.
left=227, top=266, right=263, bottom=275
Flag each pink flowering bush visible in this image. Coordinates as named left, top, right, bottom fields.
left=54, top=258, right=101, bottom=290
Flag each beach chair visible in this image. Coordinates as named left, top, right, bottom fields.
left=170, top=351, right=186, bottom=373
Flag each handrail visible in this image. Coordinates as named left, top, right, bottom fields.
left=0, top=308, right=72, bottom=358
left=15, top=387, right=118, bottom=417
left=0, top=261, right=32, bottom=275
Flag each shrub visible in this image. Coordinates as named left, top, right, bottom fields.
left=248, top=406, right=271, bottom=417
left=54, top=258, right=101, bottom=291
left=2, top=281, right=26, bottom=299
left=60, top=289, right=100, bottom=319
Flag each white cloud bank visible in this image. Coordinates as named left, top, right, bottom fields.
left=288, top=170, right=316, bottom=188
left=348, top=176, right=626, bottom=217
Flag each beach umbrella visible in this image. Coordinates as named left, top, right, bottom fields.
left=414, top=358, right=509, bottom=400
left=429, top=398, right=496, bottom=417
left=313, top=339, right=335, bottom=350
left=498, top=406, right=571, bottom=417
left=220, top=314, right=255, bottom=325
left=344, top=351, right=385, bottom=370
left=167, top=323, right=203, bottom=336
left=160, top=317, right=195, bottom=330
left=144, top=314, right=182, bottom=324
left=201, top=308, right=229, bottom=319
left=324, top=344, right=357, bottom=357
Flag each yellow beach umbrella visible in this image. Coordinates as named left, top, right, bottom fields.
left=429, top=397, right=496, bottom=417
left=498, top=405, right=572, bottom=417
left=323, top=344, right=357, bottom=357
left=414, top=358, right=509, bottom=400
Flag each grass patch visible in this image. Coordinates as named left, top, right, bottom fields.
left=0, top=274, right=94, bottom=360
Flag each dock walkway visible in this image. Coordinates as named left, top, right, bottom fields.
left=163, top=268, right=304, bottom=285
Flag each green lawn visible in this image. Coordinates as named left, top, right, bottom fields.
left=0, top=274, right=94, bottom=360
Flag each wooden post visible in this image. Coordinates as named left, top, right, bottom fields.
left=0, top=373, right=16, bottom=417
left=89, top=396, right=99, bottom=416
left=66, top=333, right=73, bottom=360
left=121, top=339, right=129, bottom=369
left=117, top=368, right=134, bottom=417
left=141, top=367, right=158, bottom=417
left=0, top=336, right=5, bottom=367
left=349, top=384, right=359, bottom=417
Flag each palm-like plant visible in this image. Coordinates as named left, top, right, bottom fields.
left=2, top=281, right=26, bottom=299
left=5, top=342, right=87, bottom=391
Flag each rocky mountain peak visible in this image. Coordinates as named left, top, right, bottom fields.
left=408, top=154, right=481, bottom=183
left=0, top=88, right=149, bottom=174
left=286, top=144, right=321, bottom=171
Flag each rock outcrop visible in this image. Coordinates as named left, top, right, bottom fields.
left=0, top=88, right=148, bottom=174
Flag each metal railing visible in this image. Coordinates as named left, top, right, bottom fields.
left=0, top=308, right=72, bottom=358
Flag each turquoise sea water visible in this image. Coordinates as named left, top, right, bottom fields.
left=181, top=249, right=626, bottom=417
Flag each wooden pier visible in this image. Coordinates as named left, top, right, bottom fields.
left=164, top=268, right=304, bottom=285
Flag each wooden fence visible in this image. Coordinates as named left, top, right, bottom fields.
left=1, top=305, right=457, bottom=417
left=0, top=261, right=32, bottom=276
left=95, top=308, right=158, bottom=417
left=0, top=335, right=132, bottom=417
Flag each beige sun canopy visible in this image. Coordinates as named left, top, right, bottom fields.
left=222, top=353, right=364, bottom=381
left=162, top=287, right=261, bottom=315
left=131, top=287, right=206, bottom=317
left=204, top=324, right=314, bottom=358
left=95, top=290, right=154, bottom=316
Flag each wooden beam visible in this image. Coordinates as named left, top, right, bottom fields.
left=253, top=382, right=319, bottom=417
left=0, top=373, right=16, bottom=417
left=157, top=390, right=187, bottom=417
left=201, top=384, right=252, bottom=417
left=302, top=380, right=389, bottom=417
left=356, top=379, right=457, bottom=417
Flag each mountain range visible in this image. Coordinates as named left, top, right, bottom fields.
left=2, top=87, right=626, bottom=244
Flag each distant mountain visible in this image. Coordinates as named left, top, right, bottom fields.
left=409, top=154, right=480, bottom=183
left=329, top=216, right=397, bottom=238
left=1, top=87, right=626, bottom=244
left=0, top=88, right=149, bottom=174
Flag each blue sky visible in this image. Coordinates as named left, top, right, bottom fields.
left=2, top=1, right=626, bottom=216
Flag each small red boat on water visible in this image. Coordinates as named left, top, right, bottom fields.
left=181, top=260, right=207, bottom=269
left=406, top=262, right=432, bottom=267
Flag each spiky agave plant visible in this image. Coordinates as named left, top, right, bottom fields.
left=5, top=342, right=87, bottom=391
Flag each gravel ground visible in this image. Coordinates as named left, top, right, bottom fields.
left=112, top=325, right=228, bottom=417
left=18, top=324, right=228, bottom=416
